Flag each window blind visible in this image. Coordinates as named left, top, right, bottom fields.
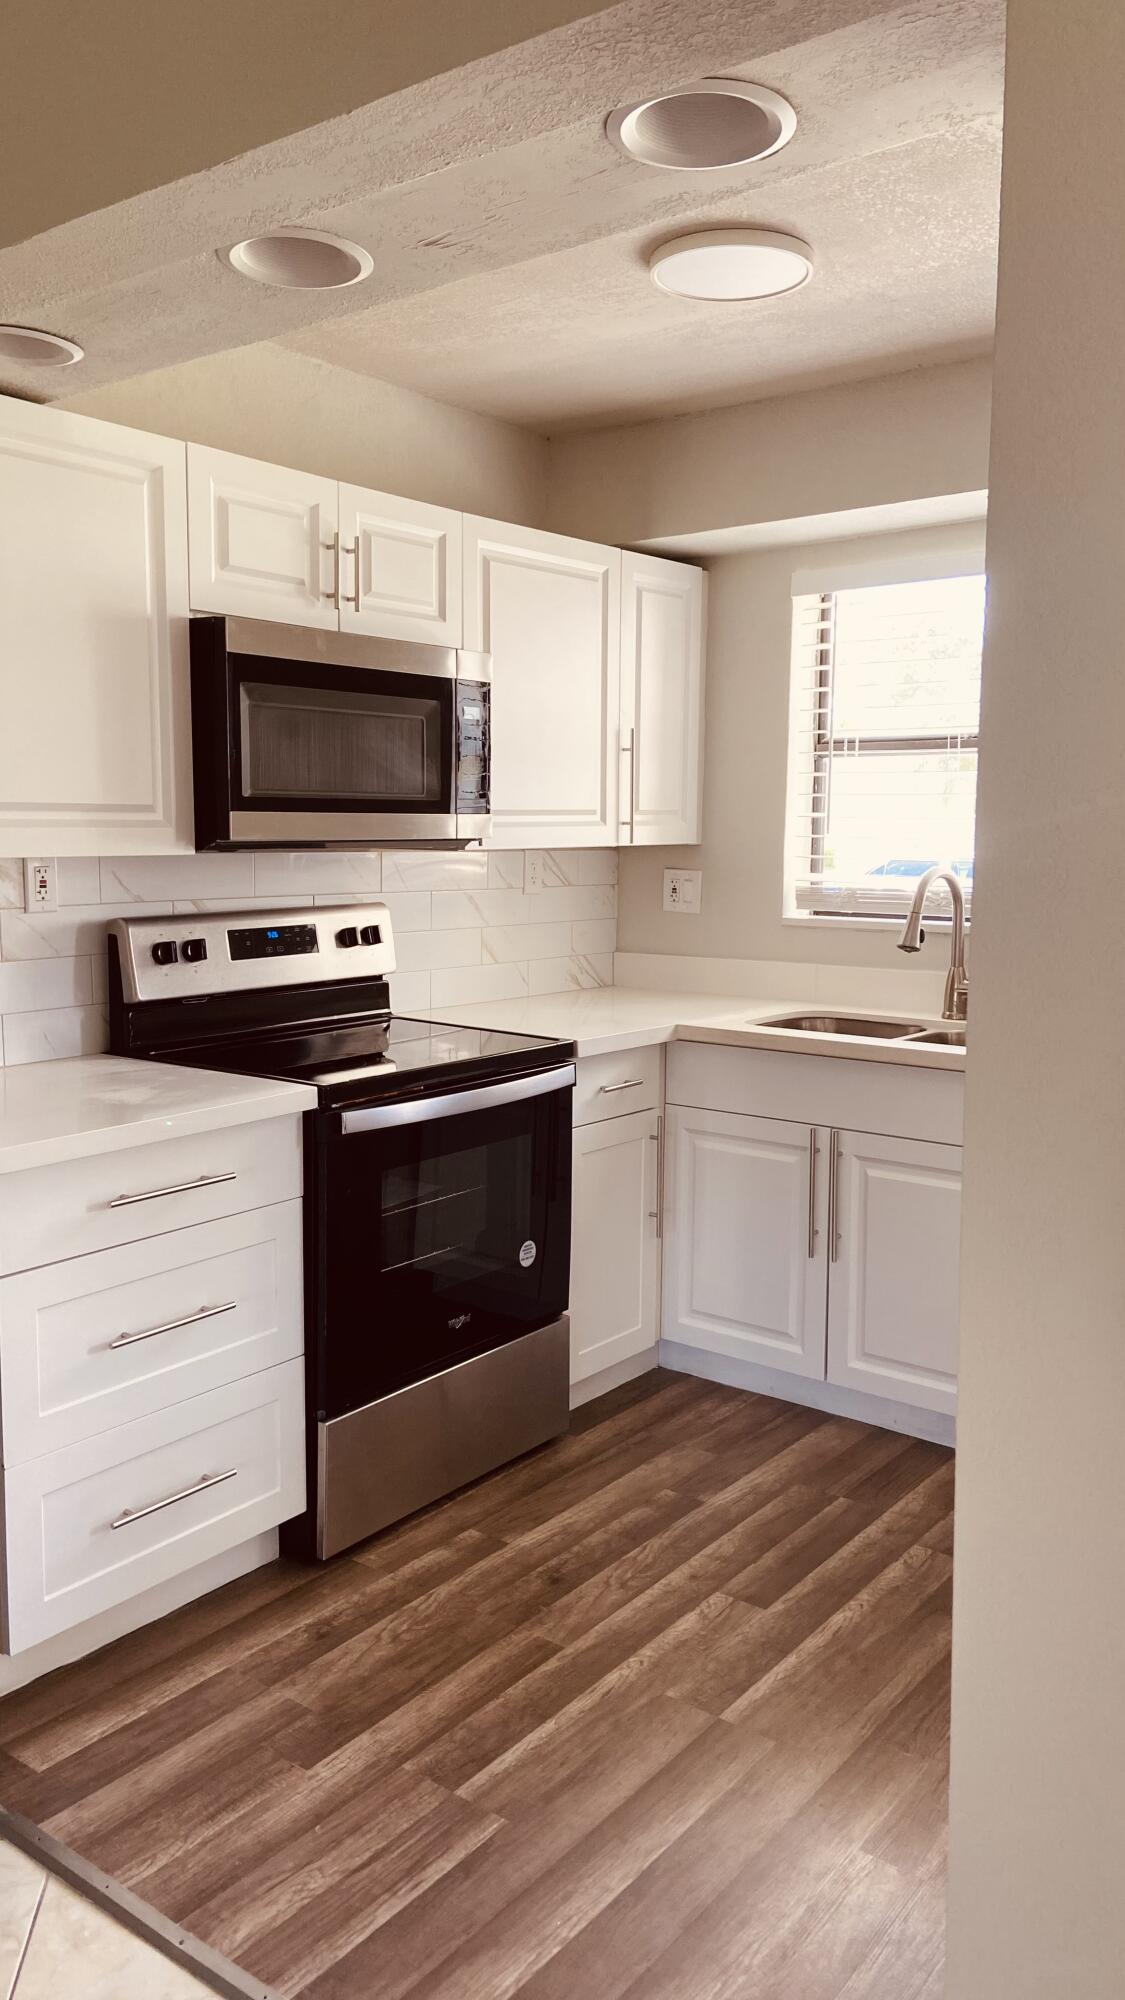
left=786, top=570, right=986, bottom=920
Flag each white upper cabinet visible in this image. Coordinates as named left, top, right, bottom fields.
left=339, top=484, right=463, bottom=645
left=620, top=552, right=706, bottom=846
left=187, top=444, right=338, bottom=629
left=187, top=447, right=464, bottom=645
left=464, top=517, right=621, bottom=848
left=826, top=1130, right=961, bottom=1417
left=0, top=395, right=191, bottom=855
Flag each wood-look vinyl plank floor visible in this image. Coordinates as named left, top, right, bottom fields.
left=0, top=1369, right=952, bottom=1997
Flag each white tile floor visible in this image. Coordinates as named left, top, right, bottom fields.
left=0, top=1838, right=219, bottom=1999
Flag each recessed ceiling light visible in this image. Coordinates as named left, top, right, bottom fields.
left=0, top=325, right=84, bottom=368
left=649, top=228, right=813, bottom=301
left=225, top=227, right=374, bottom=291
left=607, top=79, right=796, bottom=171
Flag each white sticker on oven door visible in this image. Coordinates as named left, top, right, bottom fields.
left=519, top=1240, right=537, bottom=1269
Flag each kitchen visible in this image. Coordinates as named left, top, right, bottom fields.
left=0, top=2, right=1120, bottom=1996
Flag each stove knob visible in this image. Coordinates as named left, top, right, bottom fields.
left=335, top=926, right=360, bottom=948
left=359, top=924, right=381, bottom=946
left=151, top=940, right=178, bottom=966
left=181, top=938, right=208, bottom=963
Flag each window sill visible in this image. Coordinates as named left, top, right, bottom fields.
left=782, top=912, right=969, bottom=934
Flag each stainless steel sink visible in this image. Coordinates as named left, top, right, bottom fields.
left=904, top=1026, right=967, bottom=1048
left=758, top=1013, right=926, bottom=1039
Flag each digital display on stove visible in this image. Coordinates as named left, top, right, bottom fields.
left=228, top=922, right=319, bottom=962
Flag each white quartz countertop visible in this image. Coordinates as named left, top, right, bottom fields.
left=418, top=986, right=967, bottom=1071
left=0, top=1056, right=318, bottom=1175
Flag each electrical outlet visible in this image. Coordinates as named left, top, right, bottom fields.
left=23, top=859, right=57, bottom=912
left=525, top=852, right=543, bottom=894
left=663, top=869, right=702, bottom=914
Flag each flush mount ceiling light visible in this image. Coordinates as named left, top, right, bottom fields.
left=607, top=78, right=796, bottom=171
left=649, top=227, right=813, bottom=301
left=225, top=227, right=374, bottom=290
left=0, top=325, right=84, bottom=368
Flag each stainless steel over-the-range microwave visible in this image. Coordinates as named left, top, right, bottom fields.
left=189, top=616, right=491, bottom=849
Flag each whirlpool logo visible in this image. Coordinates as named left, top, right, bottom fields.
left=448, top=1312, right=472, bottom=1332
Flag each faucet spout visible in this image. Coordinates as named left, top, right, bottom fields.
left=897, top=867, right=968, bottom=1022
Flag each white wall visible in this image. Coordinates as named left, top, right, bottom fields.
left=618, top=520, right=985, bottom=974
left=944, top=4, right=1125, bottom=1994
left=62, top=343, right=550, bottom=525
left=0, top=849, right=616, bottom=1066
left=546, top=355, right=992, bottom=547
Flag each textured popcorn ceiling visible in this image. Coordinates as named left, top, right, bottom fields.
left=0, top=0, right=1003, bottom=430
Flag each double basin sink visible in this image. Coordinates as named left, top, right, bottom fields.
left=758, top=1014, right=966, bottom=1049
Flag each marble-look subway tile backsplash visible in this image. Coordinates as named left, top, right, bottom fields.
left=0, top=849, right=618, bottom=1066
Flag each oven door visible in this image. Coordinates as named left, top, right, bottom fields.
left=318, top=1066, right=574, bottom=1418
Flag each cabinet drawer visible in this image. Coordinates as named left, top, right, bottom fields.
left=1, top=1359, right=305, bottom=1653
left=573, top=1045, right=663, bottom=1125
left=667, top=1044, right=963, bottom=1146
left=0, top=1117, right=303, bottom=1276
left=0, top=1203, right=304, bottom=1465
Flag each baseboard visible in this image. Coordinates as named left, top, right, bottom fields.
left=0, top=1530, right=278, bottom=1695
left=569, top=1347, right=659, bottom=1409
left=658, top=1340, right=956, bottom=1447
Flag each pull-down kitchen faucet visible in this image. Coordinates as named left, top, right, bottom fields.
left=897, top=867, right=968, bottom=1021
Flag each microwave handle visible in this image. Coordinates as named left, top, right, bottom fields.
left=341, top=1063, right=575, bottom=1134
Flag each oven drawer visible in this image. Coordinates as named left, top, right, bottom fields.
left=1, top=1359, right=305, bottom=1653
left=0, top=1203, right=304, bottom=1466
left=0, top=1117, right=303, bottom=1276
left=573, top=1045, right=663, bottom=1126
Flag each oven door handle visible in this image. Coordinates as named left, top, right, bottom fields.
left=340, top=1063, right=576, bottom=1134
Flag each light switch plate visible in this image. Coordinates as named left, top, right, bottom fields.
left=663, top=868, right=702, bottom=913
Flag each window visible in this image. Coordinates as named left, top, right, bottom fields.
left=786, top=568, right=986, bottom=919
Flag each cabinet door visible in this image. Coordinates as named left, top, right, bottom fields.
left=620, top=552, right=706, bottom=845
left=464, top=517, right=621, bottom=847
left=0, top=395, right=191, bottom=854
left=187, top=443, right=338, bottom=628
left=570, top=1110, right=661, bottom=1383
left=827, top=1131, right=960, bottom=1415
left=663, top=1107, right=827, bottom=1379
left=339, top=484, right=462, bottom=644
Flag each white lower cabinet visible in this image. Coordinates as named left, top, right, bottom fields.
left=663, top=1045, right=964, bottom=1428
left=827, top=1130, right=960, bottom=1417
left=1, top=1359, right=305, bottom=1654
left=570, top=1109, right=661, bottom=1383
left=0, top=1113, right=308, bottom=1659
left=663, top=1107, right=827, bottom=1380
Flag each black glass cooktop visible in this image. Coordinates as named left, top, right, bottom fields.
left=176, top=1014, right=572, bottom=1109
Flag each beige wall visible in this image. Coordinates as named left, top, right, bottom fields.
left=617, top=520, right=985, bottom=973
left=546, top=355, right=992, bottom=546
left=62, top=344, right=549, bottom=525
left=944, top=4, right=1125, bottom=1994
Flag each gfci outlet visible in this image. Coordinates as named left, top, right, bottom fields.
left=663, top=869, right=702, bottom=914
left=23, top=859, right=57, bottom=911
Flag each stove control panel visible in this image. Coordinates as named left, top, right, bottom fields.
left=109, top=903, right=397, bottom=1004
left=229, top=922, right=318, bottom=963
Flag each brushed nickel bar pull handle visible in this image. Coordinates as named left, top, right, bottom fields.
left=322, top=531, right=341, bottom=607
left=620, top=726, right=636, bottom=840
left=108, top=1172, right=236, bottom=1210
left=599, top=1078, right=645, bottom=1094
left=346, top=535, right=361, bottom=608
left=109, top=1301, right=237, bottom=1351
left=807, top=1127, right=818, bottom=1259
left=110, top=1468, right=237, bottom=1532
left=828, top=1128, right=841, bottom=1263
left=655, top=1113, right=664, bottom=1239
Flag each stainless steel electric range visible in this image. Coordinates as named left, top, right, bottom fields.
left=107, top=903, right=574, bottom=1559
